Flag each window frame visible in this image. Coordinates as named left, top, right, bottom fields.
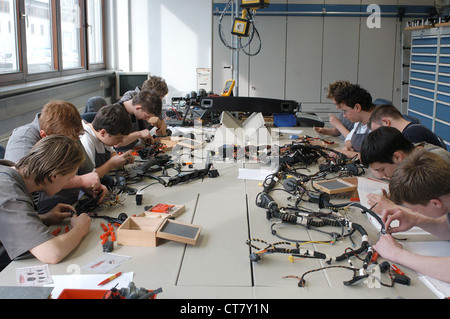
left=85, top=0, right=105, bottom=71
left=0, top=0, right=105, bottom=86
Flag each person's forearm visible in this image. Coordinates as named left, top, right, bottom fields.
left=30, top=228, right=87, bottom=264
left=63, top=175, right=83, bottom=189
left=116, top=131, right=140, bottom=147
left=392, top=249, right=450, bottom=283
left=94, top=161, right=115, bottom=178
left=417, top=215, right=450, bottom=240
left=334, top=122, right=350, bottom=138
left=320, top=128, right=340, bottom=136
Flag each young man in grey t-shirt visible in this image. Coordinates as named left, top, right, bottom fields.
left=0, top=136, right=91, bottom=271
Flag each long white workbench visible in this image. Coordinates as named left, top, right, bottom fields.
left=0, top=127, right=442, bottom=301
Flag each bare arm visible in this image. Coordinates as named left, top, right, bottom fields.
left=382, top=208, right=450, bottom=240
left=94, top=151, right=134, bottom=178
left=374, top=235, right=450, bottom=283
left=29, top=214, right=91, bottom=264
left=62, top=172, right=101, bottom=190
left=329, top=114, right=350, bottom=138
left=116, top=130, right=153, bottom=147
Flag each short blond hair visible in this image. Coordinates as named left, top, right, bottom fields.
left=389, top=149, right=450, bottom=205
left=15, top=135, right=85, bottom=186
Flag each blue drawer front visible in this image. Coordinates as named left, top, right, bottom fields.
left=411, top=79, right=436, bottom=90
left=436, top=103, right=450, bottom=123
left=411, top=63, right=436, bottom=72
left=438, top=84, right=450, bottom=94
left=412, top=37, right=438, bottom=45
left=437, top=93, right=450, bottom=103
left=435, top=122, right=450, bottom=144
left=440, top=47, right=450, bottom=54
left=411, top=71, right=436, bottom=81
left=411, top=55, right=437, bottom=63
left=409, top=95, right=434, bottom=116
left=439, top=65, right=450, bottom=74
left=410, top=87, right=435, bottom=99
left=411, top=46, right=437, bottom=54
left=439, top=74, right=450, bottom=84
left=440, top=37, right=450, bottom=45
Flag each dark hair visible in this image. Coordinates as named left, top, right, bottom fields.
left=369, top=104, right=403, bottom=127
left=360, top=126, right=414, bottom=167
left=92, top=104, right=132, bottom=136
left=389, top=149, right=450, bottom=205
left=334, top=84, right=374, bottom=112
left=142, top=76, right=168, bottom=98
left=132, top=89, right=162, bottom=117
left=326, top=80, right=351, bottom=99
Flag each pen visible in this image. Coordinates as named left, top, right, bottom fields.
left=98, top=272, right=122, bottom=286
left=368, top=202, right=378, bottom=211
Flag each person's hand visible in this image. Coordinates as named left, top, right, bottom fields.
left=149, top=117, right=167, bottom=136
left=381, top=207, right=420, bottom=234
left=70, top=213, right=91, bottom=237
left=329, top=113, right=341, bottom=128
left=80, top=172, right=101, bottom=191
left=314, top=126, right=324, bottom=134
left=111, top=150, right=135, bottom=168
left=343, top=140, right=354, bottom=152
left=373, top=234, right=403, bottom=261
left=39, top=203, right=74, bottom=226
left=367, top=190, right=396, bottom=214
left=139, top=129, right=153, bottom=144
left=83, top=183, right=108, bottom=201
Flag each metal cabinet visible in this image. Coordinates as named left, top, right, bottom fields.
left=408, top=27, right=450, bottom=146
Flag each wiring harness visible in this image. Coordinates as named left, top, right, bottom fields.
left=248, top=140, right=401, bottom=288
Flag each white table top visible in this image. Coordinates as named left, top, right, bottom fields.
left=0, top=127, right=442, bottom=299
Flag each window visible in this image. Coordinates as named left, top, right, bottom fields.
left=86, top=0, right=103, bottom=66
left=60, top=0, right=83, bottom=70
left=0, top=0, right=19, bottom=74
left=0, top=0, right=105, bottom=85
left=25, top=0, right=54, bottom=74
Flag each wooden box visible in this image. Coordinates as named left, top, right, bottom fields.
left=117, top=216, right=201, bottom=247
left=137, top=204, right=185, bottom=219
left=157, top=219, right=202, bottom=246
left=117, top=217, right=164, bottom=247
left=312, top=178, right=357, bottom=195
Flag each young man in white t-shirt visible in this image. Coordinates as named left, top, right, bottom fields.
left=80, top=104, right=134, bottom=179
left=333, top=84, right=375, bottom=159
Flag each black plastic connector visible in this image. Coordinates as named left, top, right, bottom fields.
left=393, top=273, right=411, bottom=286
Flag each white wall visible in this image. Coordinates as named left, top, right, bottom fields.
left=106, top=0, right=213, bottom=101
left=105, top=0, right=435, bottom=107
